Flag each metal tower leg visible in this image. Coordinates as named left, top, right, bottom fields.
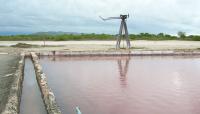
left=123, top=21, right=131, bottom=48
left=116, top=21, right=123, bottom=49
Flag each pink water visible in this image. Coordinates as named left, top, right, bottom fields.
left=40, top=56, right=200, bottom=114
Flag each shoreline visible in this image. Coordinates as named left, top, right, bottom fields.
left=1, top=40, right=200, bottom=57
left=30, top=50, right=200, bottom=57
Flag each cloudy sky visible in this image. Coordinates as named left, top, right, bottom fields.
left=0, top=0, right=200, bottom=35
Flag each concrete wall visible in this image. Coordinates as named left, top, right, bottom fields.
left=2, top=53, right=25, bottom=114
left=31, top=52, right=61, bottom=114
left=35, top=50, right=200, bottom=56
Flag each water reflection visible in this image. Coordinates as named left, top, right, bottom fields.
left=41, top=55, right=132, bottom=88
left=117, top=56, right=130, bottom=87
left=52, top=51, right=56, bottom=61
left=39, top=56, right=200, bottom=114
left=51, top=55, right=56, bottom=61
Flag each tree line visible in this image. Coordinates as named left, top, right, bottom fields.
left=0, top=32, right=200, bottom=41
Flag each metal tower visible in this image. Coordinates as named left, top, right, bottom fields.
left=100, top=14, right=131, bottom=49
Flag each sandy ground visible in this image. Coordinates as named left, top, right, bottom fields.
left=0, top=55, right=19, bottom=113
left=0, top=40, right=200, bottom=52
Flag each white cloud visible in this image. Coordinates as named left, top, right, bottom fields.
left=0, top=0, right=200, bottom=35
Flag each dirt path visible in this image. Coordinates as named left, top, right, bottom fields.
left=0, top=40, right=200, bottom=52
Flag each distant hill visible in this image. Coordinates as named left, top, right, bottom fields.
left=32, top=31, right=81, bottom=35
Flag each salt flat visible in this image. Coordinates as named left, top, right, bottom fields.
left=0, top=40, right=200, bottom=53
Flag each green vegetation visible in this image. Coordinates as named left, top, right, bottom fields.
left=0, top=34, right=113, bottom=41
left=129, top=33, right=177, bottom=40
left=0, top=32, right=200, bottom=41
left=177, top=31, right=186, bottom=38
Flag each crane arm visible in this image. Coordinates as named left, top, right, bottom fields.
left=99, top=16, right=121, bottom=21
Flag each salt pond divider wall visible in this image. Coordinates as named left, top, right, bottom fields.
left=35, top=50, right=200, bottom=56
left=2, top=53, right=25, bottom=114
left=31, top=52, right=61, bottom=114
